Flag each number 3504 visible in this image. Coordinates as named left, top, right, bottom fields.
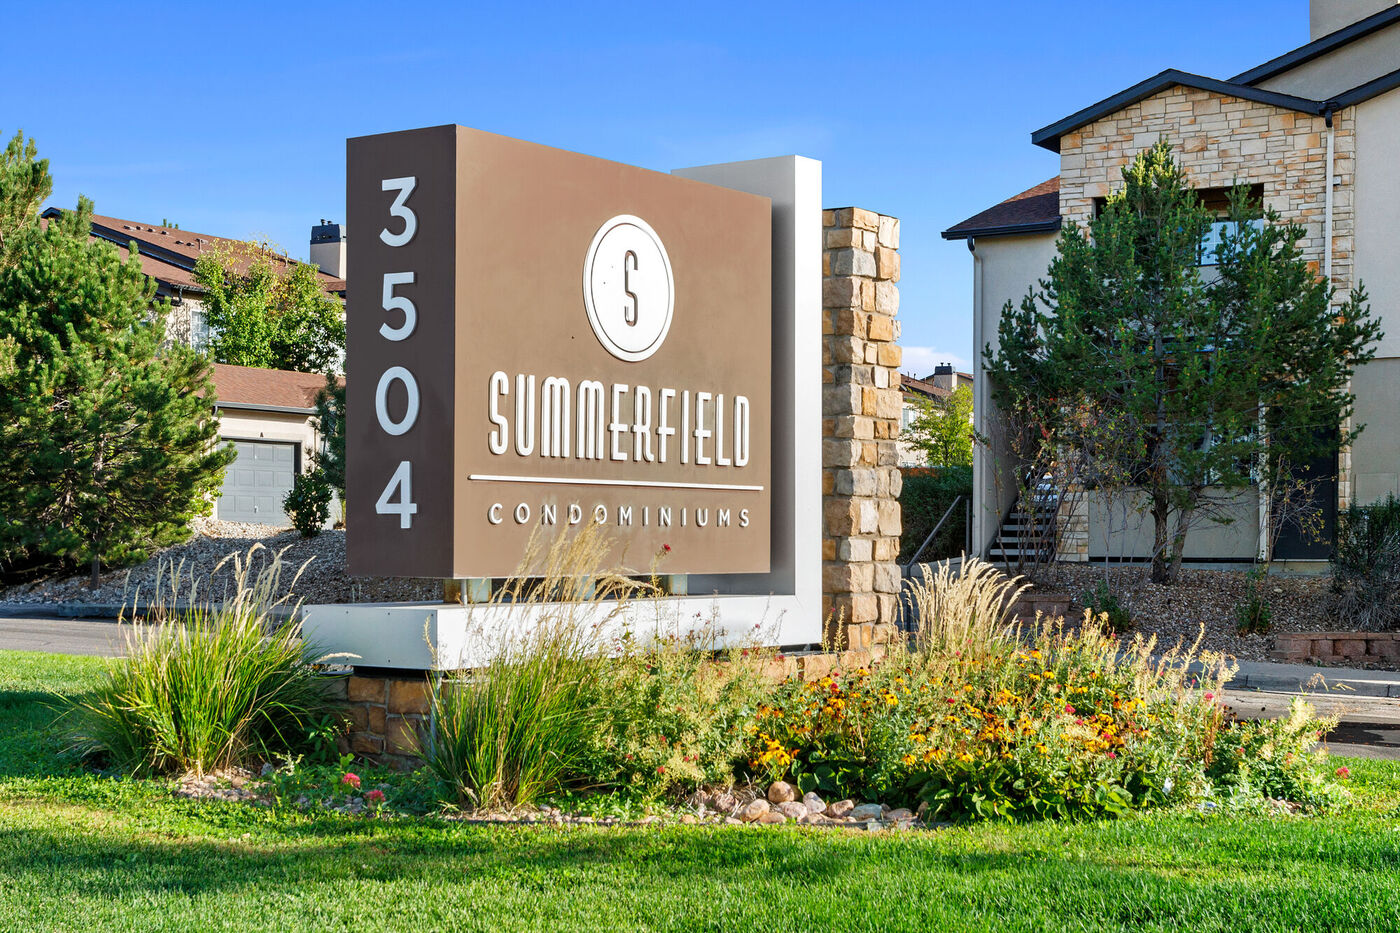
left=373, top=176, right=420, bottom=529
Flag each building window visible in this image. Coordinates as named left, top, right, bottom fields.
left=1199, top=218, right=1265, bottom=267
left=188, top=305, right=211, bottom=351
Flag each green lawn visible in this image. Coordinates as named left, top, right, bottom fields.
left=3, top=650, right=1400, bottom=933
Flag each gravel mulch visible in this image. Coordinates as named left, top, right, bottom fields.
left=1026, top=563, right=1336, bottom=662
left=0, top=518, right=440, bottom=608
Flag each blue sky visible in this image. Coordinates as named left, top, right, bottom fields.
left=1, top=0, right=1308, bottom=374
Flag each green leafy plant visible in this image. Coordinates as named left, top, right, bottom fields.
left=1081, top=580, right=1133, bottom=634
left=986, top=141, right=1379, bottom=584
left=584, top=627, right=773, bottom=800
left=903, top=385, right=974, bottom=467
left=283, top=470, right=333, bottom=538
left=70, top=545, right=334, bottom=776
left=1235, top=567, right=1273, bottom=635
left=1331, top=493, right=1400, bottom=630
left=1209, top=698, right=1348, bottom=811
left=898, top=465, right=972, bottom=563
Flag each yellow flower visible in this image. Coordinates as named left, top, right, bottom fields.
left=901, top=754, right=916, bottom=766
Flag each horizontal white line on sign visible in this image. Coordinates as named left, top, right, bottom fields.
left=467, top=474, right=765, bottom=492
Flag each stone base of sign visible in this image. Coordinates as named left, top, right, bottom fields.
left=323, top=669, right=432, bottom=769
left=1271, top=631, right=1400, bottom=665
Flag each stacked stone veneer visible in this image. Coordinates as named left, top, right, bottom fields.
left=337, top=672, right=430, bottom=766
left=1058, top=85, right=1358, bottom=512
left=821, top=207, right=903, bottom=651
left=1272, top=631, right=1400, bottom=665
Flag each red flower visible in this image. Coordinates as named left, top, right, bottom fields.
left=1106, top=751, right=1117, bottom=759
left=341, top=772, right=361, bottom=790
left=663, top=544, right=671, bottom=552
left=1064, top=705, right=1076, bottom=715
left=364, top=789, right=385, bottom=805
left=1336, top=766, right=1351, bottom=779
left=657, top=765, right=667, bottom=774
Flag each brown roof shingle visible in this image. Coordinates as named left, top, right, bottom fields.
left=942, top=177, right=1061, bottom=240
left=45, top=209, right=347, bottom=295
left=211, top=363, right=335, bottom=412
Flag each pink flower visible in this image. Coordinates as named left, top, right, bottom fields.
left=341, top=772, right=361, bottom=790
left=1204, top=692, right=1215, bottom=701
left=1064, top=705, right=1076, bottom=715
left=364, top=789, right=385, bottom=805
left=1336, top=766, right=1351, bottom=779
left=1106, top=751, right=1117, bottom=759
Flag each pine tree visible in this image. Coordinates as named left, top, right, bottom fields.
left=0, top=144, right=233, bottom=585
left=312, top=373, right=346, bottom=502
left=987, top=141, right=1381, bottom=584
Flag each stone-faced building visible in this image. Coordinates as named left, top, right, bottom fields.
left=944, top=0, right=1400, bottom=567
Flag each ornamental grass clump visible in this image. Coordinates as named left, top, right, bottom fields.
left=427, top=526, right=652, bottom=810
left=744, top=558, right=1342, bottom=822
left=72, top=546, right=335, bottom=777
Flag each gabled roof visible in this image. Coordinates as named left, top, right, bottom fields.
left=1232, top=5, right=1400, bottom=85
left=902, top=374, right=953, bottom=401
left=942, top=177, right=1061, bottom=240
left=40, top=208, right=347, bottom=296
left=1030, top=69, right=1325, bottom=153
left=211, top=363, right=337, bottom=413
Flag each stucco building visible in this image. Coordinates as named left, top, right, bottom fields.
left=945, top=0, right=1400, bottom=566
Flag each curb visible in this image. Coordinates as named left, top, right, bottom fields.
left=0, top=602, right=301, bottom=623
left=1226, top=666, right=1400, bottom=700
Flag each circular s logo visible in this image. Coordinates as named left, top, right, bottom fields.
left=582, top=215, right=674, bottom=362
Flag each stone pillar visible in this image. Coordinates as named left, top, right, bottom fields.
left=821, top=207, right=903, bottom=651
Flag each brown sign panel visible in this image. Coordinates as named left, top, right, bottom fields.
left=347, top=125, right=772, bottom=578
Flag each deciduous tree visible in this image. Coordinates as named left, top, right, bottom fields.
left=194, top=242, right=344, bottom=374
left=904, top=385, right=974, bottom=467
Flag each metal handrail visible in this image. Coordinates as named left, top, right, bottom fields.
left=903, top=494, right=966, bottom=568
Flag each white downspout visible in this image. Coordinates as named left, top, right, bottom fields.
left=1325, top=110, right=1335, bottom=283
left=970, top=237, right=986, bottom=558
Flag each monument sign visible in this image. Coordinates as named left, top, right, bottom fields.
left=346, top=125, right=772, bottom=578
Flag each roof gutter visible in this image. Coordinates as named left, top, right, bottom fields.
left=941, top=219, right=1062, bottom=241
left=213, top=401, right=318, bottom=416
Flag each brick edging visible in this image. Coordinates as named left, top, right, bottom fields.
left=1271, top=631, right=1400, bottom=664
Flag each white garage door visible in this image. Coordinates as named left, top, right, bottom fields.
left=218, top=440, right=298, bottom=524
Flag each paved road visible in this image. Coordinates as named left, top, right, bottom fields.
left=0, top=613, right=130, bottom=657
left=1226, top=689, right=1400, bottom=759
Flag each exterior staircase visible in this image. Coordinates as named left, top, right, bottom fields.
left=987, top=477, right=1062, bottom=569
